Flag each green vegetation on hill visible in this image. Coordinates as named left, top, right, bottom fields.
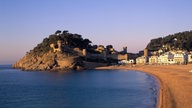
left=30, top=30, right=92, bottom=56
left=146, top=30, right=192, bottom=51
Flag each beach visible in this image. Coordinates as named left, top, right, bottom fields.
left=96, top=64, right=192, bottom=108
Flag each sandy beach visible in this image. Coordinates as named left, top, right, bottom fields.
left=96, top=64, right=192, bottom=108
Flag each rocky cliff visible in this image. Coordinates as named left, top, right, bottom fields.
left=13, top=51, right=84, bottom=71
left=12, top=30, right=90, bottom=71
left=12, top=30, right=122, bottom=71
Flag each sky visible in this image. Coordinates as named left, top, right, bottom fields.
left=1, top=0, right=192, bottom=64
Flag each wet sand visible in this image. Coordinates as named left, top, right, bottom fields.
left=96, top=64, right=192, bottom=108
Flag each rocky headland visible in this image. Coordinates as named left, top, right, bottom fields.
left=13, top=51, right=83, bottom=71
left=13, top=30, right=126, bottom=71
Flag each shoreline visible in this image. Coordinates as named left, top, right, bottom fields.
left=96, top=67, right=162, bottom=108
left=96, top=64, right=192, bottom=108
left=145, top=72, right=160, bottom=108
left=135, top=69, right=164, bottom=108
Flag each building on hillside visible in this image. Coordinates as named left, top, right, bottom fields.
left=95, top=45, right=105, bottom=53
left=50, top=40, right=62, bottom=52
left=158, top=49, right=165, bottom=55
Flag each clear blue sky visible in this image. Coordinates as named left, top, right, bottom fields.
left=1, top=0, right=192, bottom=64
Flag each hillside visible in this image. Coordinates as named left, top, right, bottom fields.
left=146, top=30, right=192, bottom=51
left=13, top=30, right=94, bottom=71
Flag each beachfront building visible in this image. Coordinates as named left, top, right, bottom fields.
left=158, top=54, right=168, bottom=64
left=174, top=52, right=186, bottom=64
left=128, top=59, right=135, bottom=64
left=188, top=52, right=192, bottom=63
left=136, top=49, right=191, bottom=65
left=149, top=56, right=158, bottom=64
left=136, top=56, right=148, bottom=64
left=156, top=51, right=188, bottom=65
left=118, top=60, right=129, bottom=65
left=158, top=52, right=175, bottom=64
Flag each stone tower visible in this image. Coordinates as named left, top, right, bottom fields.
left=82, top=49, right=87, bottom=56
left=124, top=53, right=128, bottom=60
left=123, top=47, right=127, bottom=54
left=50, top=40, right=62, bottom=52
left=144, top=48, right=148, bottom=57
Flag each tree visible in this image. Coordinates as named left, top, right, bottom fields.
left=106, top=45, right=113, bottom=50
left=63, top=30, right=68, bottom=34
left=55, top=30, right=61, bottom=35
left=30, top=30, right=95, bottom=56
left=146, top=30, right=192, bottom=51
left=83, top=39, right=92, bottom=47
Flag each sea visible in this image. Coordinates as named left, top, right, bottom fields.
left=0, top=65, right=158, bottom=108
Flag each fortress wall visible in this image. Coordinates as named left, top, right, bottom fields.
left=117, top=54, right=128, bottom=60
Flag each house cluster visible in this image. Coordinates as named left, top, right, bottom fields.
left=136, top=49, right=192, bottom=65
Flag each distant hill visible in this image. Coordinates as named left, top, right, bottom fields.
left=146, top=30, right=192, bottom=51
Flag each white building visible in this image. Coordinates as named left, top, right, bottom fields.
left=149, top=56, right=158, bottom=64
left=157, top=51, right=188, bottom=65
left=158, top=52, right=175, bottom=64
left=118, top=60, right=129, bottom=64
left=136, top=56, right=148, bottom=64
left=118, top=59, right=135, bottom=65
left=174, top=52, right=185, bottom=64
left=188, top=52, right=192, bottom=63
left=128, top=59, right=135, bottom=64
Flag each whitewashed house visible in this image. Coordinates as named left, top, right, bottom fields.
left=118, top=60, right=129, bottom=64
left=149, top=56, right=158, bottom=64
left=118, top=59, right=135, bottom=65
left=136, top=56, right=148, bottom=64
left=173, top=53, right=184, bottom=64
left=188, top=53, right=192, bottom=63
left=128, top=59, right=135, bottom=64
left=158, top=52, right=175, bottom=64
left=157, top=51, right=188, bottom=65
left=174, top=51, right=188, bottom=64
left=158, top=54, right=168, bottom=64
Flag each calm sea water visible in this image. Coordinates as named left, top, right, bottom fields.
left=0, top=65, right=158, bottom=108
